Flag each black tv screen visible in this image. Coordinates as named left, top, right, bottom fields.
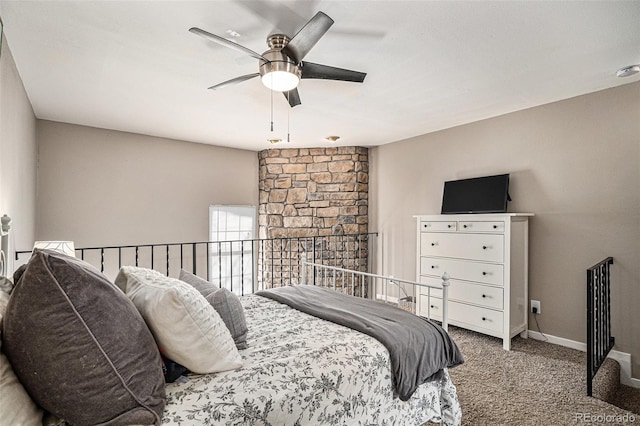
left=441, top=174, right=511, bottom=214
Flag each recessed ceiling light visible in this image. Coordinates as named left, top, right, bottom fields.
left=325, top=136, right=340, bottom=142
left=616, top=65, right=640, bottom=78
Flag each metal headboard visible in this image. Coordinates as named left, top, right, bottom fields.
left=1, top=214, right=12, bottom=277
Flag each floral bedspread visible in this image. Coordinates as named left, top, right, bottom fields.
left=162, top=294, right=462, bottom=426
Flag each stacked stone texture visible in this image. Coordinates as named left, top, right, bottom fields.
left=258, top=146, right=368, bottom=239
left=257, top=146, right=369, bottom=292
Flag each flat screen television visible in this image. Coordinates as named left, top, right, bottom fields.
left=441, top=174, right=511, bottom=214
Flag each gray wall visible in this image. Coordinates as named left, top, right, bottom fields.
left=0, top=33, right=37, bottom=268
left=370, top=82, right=640, bottom=378
left=36, top=120, right=259, bottom=247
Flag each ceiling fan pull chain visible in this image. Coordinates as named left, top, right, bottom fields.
left=287, top=92, right=291, bottom=143
left=270, top=76, right=274, bottom=132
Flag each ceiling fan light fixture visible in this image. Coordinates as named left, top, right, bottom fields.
left=261, top=70, right=300, bottom=92
left=259, top=49, right=301, bottom=92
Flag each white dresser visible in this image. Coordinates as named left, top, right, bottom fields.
left=414, top=213, right=533, bottom=350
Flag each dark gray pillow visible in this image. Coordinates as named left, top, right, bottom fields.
left=179, top=269, right=248, bottom=349
left=3, top=249, right=166, bottom=425
left=12, top=263, right=27, bottom=286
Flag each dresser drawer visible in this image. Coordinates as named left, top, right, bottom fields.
left=420, top=232, right=504, bottom=263
left=420, top=276, right=503, bottom=310
left=450, top=301, right=503, bottom=334
left=420, top=257, right=504, bottom=286
left=421, top=221, right=457, bottom=232
left=418, top=294, right=443, bottom=321
left=458, top=221, right=505, bottom=233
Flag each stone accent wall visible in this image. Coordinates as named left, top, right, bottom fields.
left=258, top=146, right=369, bottom=239
left=257, top=146, right=369, bottom=292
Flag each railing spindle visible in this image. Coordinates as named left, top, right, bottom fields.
left=288, top=239, right=292, bottom=286
left=192, top=243, right=197, bottom=275
left=218, top=241, right=222, bottom=288
left=279, top=239, right=283, bottom=287
left=229, top=241, right=233, bottom=293
left=166, top=245, right=170, bottom=276
left=241, top=240, right=245, bottom=296
left=261, top=239, right=265, bottom=291
left=312, top=237, right=317, bottom=286
left=206, top=242, right=210, bottom=282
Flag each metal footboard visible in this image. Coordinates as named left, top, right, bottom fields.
left=586, top=256, right=615, bottom=397
left=301, top=259, right=450, bottom=331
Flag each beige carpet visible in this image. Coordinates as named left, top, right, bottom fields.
left=439, top=326, right=639, bottom=425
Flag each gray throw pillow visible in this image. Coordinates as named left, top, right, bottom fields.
left=3, top=249, right=166, bottom=425
left=179, top=269, right=248, bottom=349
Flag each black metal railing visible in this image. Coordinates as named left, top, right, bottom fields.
left=586, top=256, right=615, bottom=397
left=16, top=233, right=377, bottom=296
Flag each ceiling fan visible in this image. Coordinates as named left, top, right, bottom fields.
left=189, top=11, right=367, bottom=108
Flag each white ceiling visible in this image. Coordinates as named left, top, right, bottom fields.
left=1, top=1, right=639, bottom=151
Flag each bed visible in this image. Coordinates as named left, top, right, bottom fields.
left=162, top=293, right=461, bottom=425
left=0, top=215, right=463, bottom=426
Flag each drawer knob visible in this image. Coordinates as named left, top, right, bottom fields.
left=463, top=224, right=468, bottom=228
left=482, top=317, right=487, bottom=321
left=431, top=265, right=436, bottom=269
left=493, top=225, right=498, bottom=229
left=447, top=224, right=452, bottom=228
left=430, top=305, right=435, bottom=309
left=482, top=272, right=487, bottom=276
left=482, top=294, right=487, bottom=298
left=431, top=242, right=438, bottom=247
left=482, top=245, right=488, bottom=250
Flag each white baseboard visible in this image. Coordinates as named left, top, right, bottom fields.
left=527, top=330, right=640, bottom=389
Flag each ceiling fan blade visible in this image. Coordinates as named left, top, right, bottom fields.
left=282, top=11, right=334, bottom=63
left=283, top=88, right=301, bottom=107
left=208, top=73, right=260, bottom=90
left=301, top=62, right=366, bottom=83
left=189, top=27, right=267, bottom=62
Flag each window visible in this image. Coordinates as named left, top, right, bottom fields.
left=209, top=205, right=256, bottom=295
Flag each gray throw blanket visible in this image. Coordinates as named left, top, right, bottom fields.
left=256, top=285, right=464, bottom=401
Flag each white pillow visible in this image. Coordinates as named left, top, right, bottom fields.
left=115, top=266, right=242, bottom=374
left=0, top=291, right=44, bottom=426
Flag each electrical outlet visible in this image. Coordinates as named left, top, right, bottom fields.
left=530, top=300, right=541, bottom=314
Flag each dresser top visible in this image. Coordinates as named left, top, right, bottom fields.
left=414, top=213, right=534, bottom=219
